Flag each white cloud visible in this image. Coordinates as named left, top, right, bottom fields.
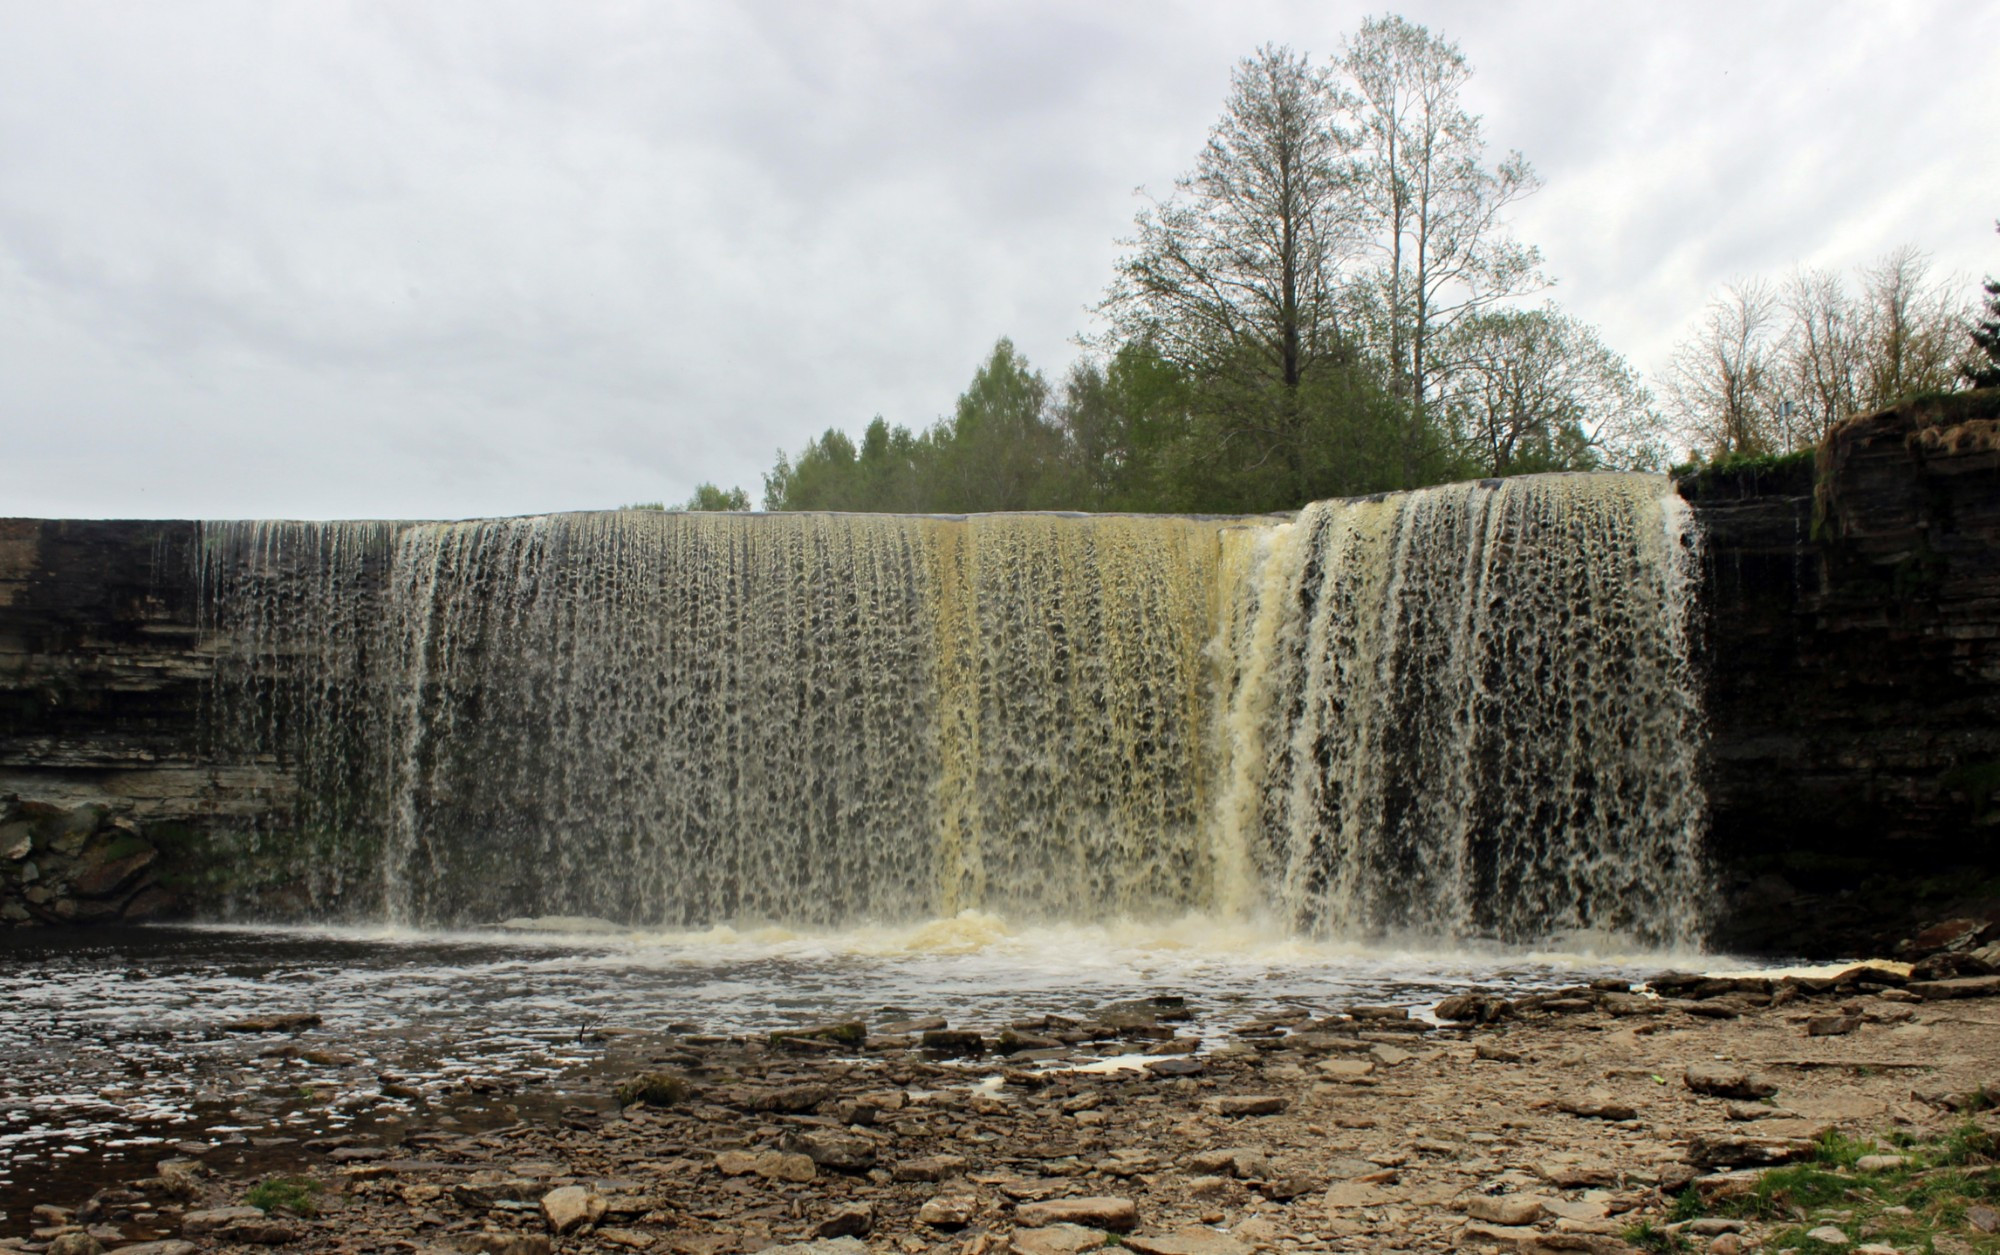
left=2, top=0, right=1995, bottom=517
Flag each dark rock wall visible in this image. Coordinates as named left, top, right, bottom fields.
left=7, top=395, right=2000, bottom=951
left=1693, top=391, right=2000, bottom=955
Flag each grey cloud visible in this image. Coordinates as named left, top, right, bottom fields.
left=1, top=0, right=1996, bottom=518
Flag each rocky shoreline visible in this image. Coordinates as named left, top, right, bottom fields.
left=16, top=943, right=2000, bottom=1255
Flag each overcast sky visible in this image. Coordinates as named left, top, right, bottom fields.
left=3, top=1, right=1996, bottom=520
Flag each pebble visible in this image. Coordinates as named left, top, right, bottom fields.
left=1805, top=1225, right=1851, bottom=1246
left=917, top=1195, right=978, bottom=1228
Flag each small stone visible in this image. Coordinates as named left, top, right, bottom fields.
left=893, top=1154, right=968, bottom=1182
left=716, top=1150, right=760, bottom=1176
left=1014, top=1197, right=1139, bottom=1232
left=1854, top=1154, right=1910, bottom=1173
left=1807, top=1015, right=1863, bottom=1037
left=1707, top=1237, right=1743, bottom=1255
left=814, top=1203, right=873, bottom=1238
left=540, top=1185, right=607, bottom=1235
left=1683, top=1064, right=1779, bottom=1101
left=1557, top=1089, right=1636, bottom=1121
left=1475, top=1041, right=1524, bottom=1062
left=754, top=1151, right=817, bottom=1183
left=917, top=1195, right=977, bottom=1228
left=1466, top=1196, right=1545, bottom=1226
left=1805, top=1225, right=1850, bottom=1246
left=1208, top=1095, right=1286, bottom=1117
left=1186, top=1175, right=1234, bottom=1198
left=1970, top=1205, right=2000, bottom=1233
left=1009, top=1225, right=1108, bottom=1255
left=1146, top=1056, right=1204, bottom=1077
left=46, top=1235, right=103, bottom=1255
left=1317, top=1058, right=1375, bottom=1080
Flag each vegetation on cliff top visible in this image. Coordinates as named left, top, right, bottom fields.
left=653, top=22, right=1995, bottom=517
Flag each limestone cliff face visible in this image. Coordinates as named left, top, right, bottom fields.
left=1692, top=391, right=2000, bottom=954
left=5, top=394, right=2000, bottom=951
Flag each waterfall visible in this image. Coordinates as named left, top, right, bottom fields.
left=196, top=473, right=1707, bottom=946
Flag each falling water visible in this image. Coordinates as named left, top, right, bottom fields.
left=195, top=474, right=1707, bottom=946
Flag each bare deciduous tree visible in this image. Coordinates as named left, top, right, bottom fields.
left=1665, top=282, right=1781, bottom=457
left=1441, top=306, right=1661, bottom=475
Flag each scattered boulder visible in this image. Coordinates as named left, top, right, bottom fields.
left=813, top=1203, right=872, bottom=1239
left=540, top=1185, right=607, bottom=1235
left=1556, top=1090, right=1636, bottom=1121
left=917, top=1195, right=978, bottom=1229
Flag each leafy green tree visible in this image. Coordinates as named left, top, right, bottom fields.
left=926, top=339, right=1071, bottom=512
left=682, top=482, right=752, bottom=511
left=1098, top=45, right=1376, bottom=506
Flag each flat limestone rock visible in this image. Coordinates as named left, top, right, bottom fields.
left=1323, top=1181, right=1392, bottom=1210
left=1466, top=1196, right=1546, bottom=1226
left=1317, top=1058, right=1375, bottom=1080
left=756, top=1240, right=867, bottom=1255
left=1909, top=975, right=2000, bottom=1000
left=1686, top=1133, right=1813, bottom=1170
left=1122, top=1228, right=1253, bottom=1255
left=1683, top=1064, right=1778, bottom=1101
left=893, top=1154, right=969, bottom=1182
left=1009, top=1224, right=1109, bottom=1255
left=540, top=1186, right=607, bottom=1235
left=1015, top=1198, right=1139, bottom=1233
left=1556, top=1090, right=1636, bottom=1121
left=1208, top=1095, right=1286, bottom=1117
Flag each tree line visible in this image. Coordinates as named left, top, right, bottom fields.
left=662, top=20, right=1999, bottom=515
